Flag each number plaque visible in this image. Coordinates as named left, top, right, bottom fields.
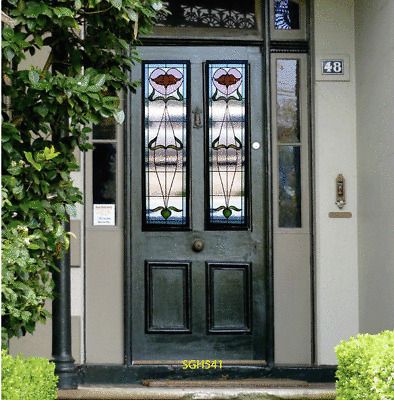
left=321, top=59, right=344, bottom=75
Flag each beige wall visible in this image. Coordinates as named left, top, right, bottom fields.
left=313, top=0, right=360, bottom=364
left=355, top=0, right=394, bottom=333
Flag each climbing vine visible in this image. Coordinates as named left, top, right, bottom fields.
left=1, top=0, right=166, bottom=346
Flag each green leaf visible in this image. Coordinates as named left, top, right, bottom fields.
left=43, top=146, right=60, bottom=160
left=34, top=105, right=48, bottom=117
left=53, top=7, right=74, bottom=18
left=127, top=9, right=138, bottom=22
left=87, top=74, right=106, bottom=92
left=4, top=48, right=15, bottom=62
left=27, top=243, right=40, bottom=250
left=25, top=2, right=52, bottom=17
left=28, top=70, right=40, bottom=84
left=75, top=0, right=82, bottom=9
left=109, top=0, right=122, bottom=10
left=24, top=152, right=42, bottom=171
left=2, top=27, right=14, bottom=41
left=114, top=110, right=125, bottom=124
left=65, top=204, right=77, bottom=217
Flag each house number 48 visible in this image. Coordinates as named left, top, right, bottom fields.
left=322, top=60, right=344, bottom=75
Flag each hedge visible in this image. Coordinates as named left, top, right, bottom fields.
left=1, top=351, right=58, bottom=400
left=335, top=330, right=394, bottom=399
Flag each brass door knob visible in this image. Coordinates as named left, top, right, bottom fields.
left=192, top=239, right=204, bottom=252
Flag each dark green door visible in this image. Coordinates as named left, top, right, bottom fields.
left=130, top=46, right=267, bottom=363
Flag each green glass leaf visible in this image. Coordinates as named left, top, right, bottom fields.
left=161, top=208, right=172, bottom=220
left=229, top=206, right=242, bottom=211
left=150, top=206, right=164, bottom=212
left=168, top=206, right=182, bottom=212
left=223, top=207, right=232, bottom=219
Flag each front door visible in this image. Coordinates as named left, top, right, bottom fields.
left=129, top=46, right=267, bottom=363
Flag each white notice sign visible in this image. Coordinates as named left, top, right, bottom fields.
left=93, top=204, right=115, bottom=226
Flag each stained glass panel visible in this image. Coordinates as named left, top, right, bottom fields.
left=278, top=146, right=301, bottom=227
left=207, top=62, right=248, bottom=227
left=276, top=59, right=300, bottom=143
left=274, top=0, right=300, bottom=30
left=156, top=1, right=257, bottom=30
left=143, top=62, right=189, bottom=227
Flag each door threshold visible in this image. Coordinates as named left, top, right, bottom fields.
left=142, top=378, right=309, bottom=387
left=133, top=360, right=267, bottom=366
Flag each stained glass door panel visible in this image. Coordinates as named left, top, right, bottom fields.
left=206, top=62, right=248, bottom=227
left=130, top=47, right=266, bottom=364
left=143, top=62, right=190, bottom=227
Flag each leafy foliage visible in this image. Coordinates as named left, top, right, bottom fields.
left=2, top=0, right=166, bottom=346
left=335, top=330, right=394, bottom=400
left=1, top=350, right=58, bottom=400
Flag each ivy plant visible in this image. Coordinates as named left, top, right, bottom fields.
left=1, top=0, right=166, bottom=347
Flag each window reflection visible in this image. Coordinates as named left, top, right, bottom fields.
left=278, top=146, right=301, bottom=227
left=276, top=59, right=300, bottom=143
left=93, top=144, right=117, bottom=204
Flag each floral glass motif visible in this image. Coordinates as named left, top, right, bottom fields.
left=274, top=0, right=300, bottom=30
left=144, top=63, right=188, bottom=226
left=207, top=62, right=248, bottom=226
left=156, top=1, right=257, bottom=30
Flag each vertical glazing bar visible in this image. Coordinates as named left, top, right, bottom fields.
left=206, top=62, right=249, bottom=228
left=142, top=62, right=189, bottom=228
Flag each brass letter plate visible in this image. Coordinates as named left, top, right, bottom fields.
left=329, top=212, right=352, bottom=218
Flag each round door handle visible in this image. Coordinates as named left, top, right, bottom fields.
left=192, top=239, right=204, bottom=252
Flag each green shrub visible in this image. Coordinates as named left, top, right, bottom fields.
left=1, top=350, right=58, bottom=400
left=335, top=330, right=394, bottom=400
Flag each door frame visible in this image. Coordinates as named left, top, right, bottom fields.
left=122, top=0, right=313, bottom=376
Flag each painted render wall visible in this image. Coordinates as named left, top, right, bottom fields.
left=355, top=0, right=394, bottom=334
left=313, top=0, right=359, bottom=365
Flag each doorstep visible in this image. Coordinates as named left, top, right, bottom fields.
left=58, top=383, right=336, bottom=400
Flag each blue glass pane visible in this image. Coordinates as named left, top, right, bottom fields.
left=144, top=63, right=189, bottom=227
left=207, top=62, right=248, bottom=227
left=278, top=146, right=301, bottom=227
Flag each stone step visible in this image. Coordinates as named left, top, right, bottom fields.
left=58, top=384, right=336, bottom=400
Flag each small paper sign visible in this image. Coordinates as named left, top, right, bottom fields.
left=93, top=204, right=115, bottom=226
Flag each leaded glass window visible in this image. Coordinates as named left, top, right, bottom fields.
left=156, top=0, right=258, bottom=30
left=274, top=0, right=300, bottom=30
left=143, top=62, right=190, bottom=227
left=206, top=62, right=249, bottom=228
